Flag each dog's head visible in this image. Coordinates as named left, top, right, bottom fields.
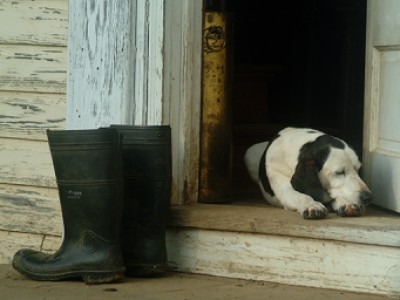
left=291, top=135, right=372, bottom=207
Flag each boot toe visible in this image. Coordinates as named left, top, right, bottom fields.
left=13, top=249, right=44, bottom=278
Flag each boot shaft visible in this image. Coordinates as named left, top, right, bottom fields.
left=47, top=129, right=124, bottom=241
left=111, top=125, right=172, bottom=272
left=110, top=125, right=172, bottom=223
left=47, top=129, right=122, bottom=181
left=110, top=125, right=171, bottom=179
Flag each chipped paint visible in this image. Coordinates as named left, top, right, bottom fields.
left=0, top=0, right=67, bottom=252
left=0, top=0, right=67, bottom=46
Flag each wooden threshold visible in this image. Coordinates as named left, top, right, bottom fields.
left=168, top=202, right=400, bottom=248
left=166, top=202, right=400, bottom=296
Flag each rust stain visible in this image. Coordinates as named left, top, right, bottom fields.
left=200, top=12, right=233, bottom=203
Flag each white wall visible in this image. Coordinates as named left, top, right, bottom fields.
left=0, top=0, right=67, bottom=263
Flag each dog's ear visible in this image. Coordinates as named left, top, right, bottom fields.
left=291, top=157, right=326, bottom=203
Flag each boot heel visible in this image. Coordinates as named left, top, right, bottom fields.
left=81, top=271, right=124, bottom=284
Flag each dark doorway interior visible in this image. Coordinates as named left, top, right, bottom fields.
left=224, top=0, right=367, bottom=199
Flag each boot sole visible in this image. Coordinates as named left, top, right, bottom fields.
left=13, top=263, right=125, bottom=284
left=125, top=264, right=170, bottom=277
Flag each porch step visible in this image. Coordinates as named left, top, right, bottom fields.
left=166, top=203, right=400, bottom=298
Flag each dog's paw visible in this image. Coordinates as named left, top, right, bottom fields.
left=336, top=204, right=366, bottom=217
left=302, top=203, right=329, bottom=219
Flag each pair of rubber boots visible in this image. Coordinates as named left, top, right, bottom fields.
left=12, top=125, right=172, bottom=284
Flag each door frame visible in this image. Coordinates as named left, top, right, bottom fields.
left=66, top=0, right=204, bottom=205
left=362, top=0, right=400, bottom=212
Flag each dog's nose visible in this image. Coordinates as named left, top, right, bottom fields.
left=360, top=190, right=372, bottom=204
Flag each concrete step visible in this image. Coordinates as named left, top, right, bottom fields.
left=166, top=203, right=400, bottom=298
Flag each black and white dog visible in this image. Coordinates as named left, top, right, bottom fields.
left=244, top=127, right=372, bottom=219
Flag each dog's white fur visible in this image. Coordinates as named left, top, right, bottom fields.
left=244, top=127, right=372, bottom=219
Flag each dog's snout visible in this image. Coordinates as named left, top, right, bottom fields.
left=360, top=190, right=372, bottom=204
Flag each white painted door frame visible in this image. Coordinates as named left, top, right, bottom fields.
left=66, top=0, right=203, bottom=204
left=363, top=0, right=400, bottom=212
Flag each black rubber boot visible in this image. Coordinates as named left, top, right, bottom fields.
left=111, top=125, right=172, bottom=277
left=12, top=129, right=125, bottom=284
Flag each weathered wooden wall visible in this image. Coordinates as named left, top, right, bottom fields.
left=0, top=0, right=67, bottom=263
left=0, top=0, right=204, bottom=264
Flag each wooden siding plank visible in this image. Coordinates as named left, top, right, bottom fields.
left=0, top=184, right=61, bottom=236
left=0, top=138, right=56, bottom=187
left=0, top=230, right=60, bottom=264
left=167, top=228, right=400, bottom=297
left=0, top=0, right=68, bottom=46
left=0, top=230, right=43, bottom=264
left=0, top=45, right=67, bottom=93
left=0, top=92, right=65, bottom=140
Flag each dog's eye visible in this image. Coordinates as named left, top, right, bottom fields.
left=334, top=169, right=346, bottom=176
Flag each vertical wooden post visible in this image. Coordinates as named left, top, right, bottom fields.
left=67, top=0, right=203, bottom=204
left=67, top=0, right=133, bottom=129
left=163, top=0, right=203, bottom=204
left=66, top=0, right=164, bottom=129
left=199, top=11, right=233, bottom=203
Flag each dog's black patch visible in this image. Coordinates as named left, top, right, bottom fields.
left=298, top=134, right=345, bottom=168
left=320, top=135, right=345, bottom=150
left=258, top=147, right=273, bottom=196
left=258, top=134, right=281, bottom=197
left=290, top=134, right=345, bottom=203
left=259, top=133, right=346, bottom=202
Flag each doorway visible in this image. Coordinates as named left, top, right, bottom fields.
left=225, top=0, right=367, bottom=200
